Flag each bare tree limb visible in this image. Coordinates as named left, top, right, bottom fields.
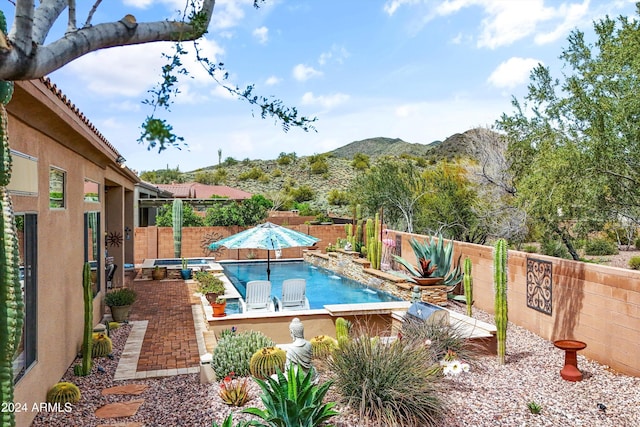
left=31, top=0, right=67, bottom=45
left=8, top=0, right=35, bottom=55
left=67, top=0, right=77, bottom=33
left=84, top=0, right=103, bottom=28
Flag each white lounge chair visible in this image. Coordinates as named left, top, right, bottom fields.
left=275, top=278, right=310, bottom=311
left=241, top=280, right=275, bottom=312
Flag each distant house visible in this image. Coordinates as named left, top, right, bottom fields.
left=155, top=182, right=252, bottom=200
left=8, top=78, right=138, bottom=426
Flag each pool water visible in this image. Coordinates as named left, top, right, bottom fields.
left=221, top=260, right=400, bottom=309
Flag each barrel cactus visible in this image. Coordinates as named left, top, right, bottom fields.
left=0, top=55, right=23, bottom=426
left=46, top=382, right=81, bottom=405
left=310, top=335, right=338, bottom=359
left=172, top=198, right=183, bottom=258
left=249, top=346, right=286, bottom=379
left=92, top=333, right=113, bottom=358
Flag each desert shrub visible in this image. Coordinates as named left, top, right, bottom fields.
left=541, top=239, right=570, bottom=259
left=257, top=174, right=270, bottom=183
left=584, top=238, right=618, bottom=256
left=329, top=329, right=445, bottom=426
left=522, top=244, right=538, bottom=253
left=310, top=159, right=329, bottom=175
left=211, top=330, right=274, bottom=378
left=327, top=189, right=350, bottom=206
left=351, top=153, right=370, bottom=170
left=635, top=237, right=640, bottom=249
left=400, top=317, right=479, bottom=364
left=271, top=168, right=282, bottom=177
left=276, top=152, right=296, bottom=165
left=289, top=185, right=315, bottom=203
left=238, top=167, right=265, bottom=181
left=223, top=157, right=238, bottom=166
left=629, top=256, right=640, bottom=270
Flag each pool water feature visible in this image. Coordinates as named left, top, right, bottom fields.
left=220, top=260, right=400, bottom=309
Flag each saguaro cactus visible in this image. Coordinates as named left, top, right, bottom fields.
left=366, top=213, right=382, bottom=269
left=463, top=257, right=473, bottom=317
left=79, top=262, right=93, bottom=375
left=172, top=198, right=183, bottom=258
left=0, top=69, right=24, bottom=426
left=494, top=239, right=508, bottom=365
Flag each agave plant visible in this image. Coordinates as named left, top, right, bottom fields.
left=393, top=234, right=463, bottom=288
left=242, top=366, right=338, bottom=427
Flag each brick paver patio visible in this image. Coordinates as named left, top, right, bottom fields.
left=127, top=279, right=202, bottom=371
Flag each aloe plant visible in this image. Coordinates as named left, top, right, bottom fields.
left=393, top=234, right=463, bottom=287
left=0, top=66, right=23, bottom=426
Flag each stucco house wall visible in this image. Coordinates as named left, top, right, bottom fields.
left=7, top=78, right=138, bottom=427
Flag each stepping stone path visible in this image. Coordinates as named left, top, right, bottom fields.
left=95, top=384, right=149, bottom=423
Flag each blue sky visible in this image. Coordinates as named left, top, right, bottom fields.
left=10, top=0, right=637, bottom=173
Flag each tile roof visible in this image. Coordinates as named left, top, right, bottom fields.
left=155, top=182, right=252, bottom=200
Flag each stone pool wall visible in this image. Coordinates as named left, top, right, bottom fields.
left=303, top=249, right=449, bottom=306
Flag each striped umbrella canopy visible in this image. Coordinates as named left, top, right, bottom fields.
left=209, top=222, right=320, bottom=279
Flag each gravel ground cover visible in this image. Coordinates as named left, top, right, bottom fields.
left=31, top=307, right=639, bottom=427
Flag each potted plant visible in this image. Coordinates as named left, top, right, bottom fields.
left=393, top=234, right=463, bottom=287
left=212, top=296, right=227, bottom=317
left=180, top=258, right=192, bottom=280
left=152, top=265, right=165, bottom=280
left=196, top=272, right=226, bottom=304
left=105, top=288, right=137, bottom=322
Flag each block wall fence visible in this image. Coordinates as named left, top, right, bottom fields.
left=134, top=226, right=639, bottom=376
left=134, top=224, right=345, bottom=264
left=389, top=231, right=640, bottom=377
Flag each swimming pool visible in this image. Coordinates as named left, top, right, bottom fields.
left=220, top=260, right=401, bottom=309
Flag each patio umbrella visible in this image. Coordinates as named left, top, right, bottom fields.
left=209, top=222, right=320, bottom=280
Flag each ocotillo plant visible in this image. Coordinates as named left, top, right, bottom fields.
left=463, top=257, right=473, bottom=317
left=494, top=239, right=508, bottom=365
left=0, top=71, right=24, bottom=427
left=366, top=213, right=382, bottom=269
left=79, top=262, right=93, bottom=375
left=172, top=198, right=183, bottom=258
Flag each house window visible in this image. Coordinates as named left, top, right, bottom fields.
left=14, top=213, right=37, bottom=383
left=49, top=167, right=65, bottom=208
left=84, top=179, right=100, bottom=203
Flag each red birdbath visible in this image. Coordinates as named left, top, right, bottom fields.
left=553, top=340, right=587, bottom=381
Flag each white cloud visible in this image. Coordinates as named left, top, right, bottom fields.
left=301, top=92, right=350, bottom=109
left=383, top=0, right=422, bottom=16
left=65, top=43, right=170, bottom=97
left=65, top=38, right=224, bottom=100
left=318, top=45, right=350, bottom=65
left=109, top=100, right=142, bottom=112
left=487, top=57, right=541, bottom=89
left=253, top=26, right=269, bottom=44
left=292, top=64, right=323, bottom=81
left=265, top=76, right=281, bottom=86
left=210, top=0, right=254, bottom=30
left=384, top=0, right=593, bottom=49
left=534, top=1, right=590, bottom=44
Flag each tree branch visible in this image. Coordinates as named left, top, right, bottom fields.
left=31, top=0, right=67, bottom=45
left=84, top=0, right=103, bottom=28
left=67, top=0, right=77, bottom=33
left=8, top=0, right=35, bottom=55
